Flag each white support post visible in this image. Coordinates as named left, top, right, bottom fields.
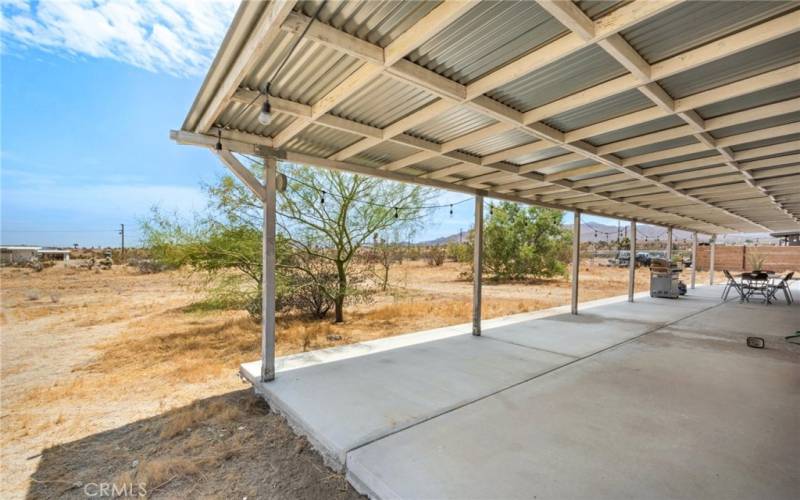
left=262, top=157, right=277, bottom=382
left=472, top=195, right=483, bottom=336
left=571, top=210, right=581, bottom=315
left=691, top=231, right=697, bottom=289
left=709, top=235, right=716, bottom=286
left=628, top=220, right=637, bottom=302
left=666, top=227, right=673, bottom=262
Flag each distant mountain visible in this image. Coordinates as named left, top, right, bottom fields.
left=422, top=232, right=469, bottom=246
left=421, top=224, right=778, bottom=245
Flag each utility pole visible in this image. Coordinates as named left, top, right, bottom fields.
left=119, top=224, right=125, bottom=261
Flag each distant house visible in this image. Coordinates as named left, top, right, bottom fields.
left=771, top=231, right=800, bottom=246
left=38, top=248, right=71, bottom=262
left=0, top=246, right=41, bottom=265
left=0, top=246, right=71, bottom=265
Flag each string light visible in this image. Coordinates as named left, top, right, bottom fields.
left=321, top=190, right=325, bottom=205
left=449, top=204, right=453, bottom=216
left=258, top=84, right=273, bottom=125
left=215, top=129, right=222, bottom=152
left=217, top=2, right=324, bottom=134
left=394, top=207, right=399, bottom=219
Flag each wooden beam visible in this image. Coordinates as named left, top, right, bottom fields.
left=215, top=150, right=266, bottom=202
left=651, top=10, right=800, bottom=80
left=538, top=1, right=595, bottom=41
left=384, top=1, right=480, bottom=66
left=280, top=12, right=384, bottom=65
left=195, top=1, right=297, bottom=133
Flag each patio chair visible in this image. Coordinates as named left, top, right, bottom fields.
left=721, top=270, right=745, bottom=301
left=767, top=272, right=794, bottom=304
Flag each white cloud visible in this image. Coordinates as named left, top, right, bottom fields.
left=0, top=0, right=238, bottom=77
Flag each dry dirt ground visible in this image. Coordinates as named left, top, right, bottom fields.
left=1, top=261, right=709, bottom=498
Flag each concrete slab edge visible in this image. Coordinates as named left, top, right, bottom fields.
left=247, top=288, right=674, bottom=376
left=239, top=364, right=347, bottom=472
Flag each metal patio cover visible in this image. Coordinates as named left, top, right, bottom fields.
left=174, top=0, right=800, bottom=235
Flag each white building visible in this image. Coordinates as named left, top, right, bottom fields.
left=0, top=246, right=41, bottom=265
left=0, top=246, right=71, bottom=265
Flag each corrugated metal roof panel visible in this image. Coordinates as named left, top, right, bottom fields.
left=696, top=81, right=800, bottom=119
left=539, top=158, right=596, bottom=175
left=544, top=89, right=653, bottom=132
left=711, top=111, right=800, bottom=139
left=568, top=167, right=616, bottom=181
left=586, top=115, right=686, bottom=146
left=243, top=39, right=365, bottom=106
left=408, top=107, right=496, bottom=144
left=615, top=136, right=699, bottom=159
left=730, top=133, right=800, bottom=152
left=299, top=0, right=442, bottom=48
left=511, top=147, right=570, bottom=167
left=413, top=156, right=461, bottom=174
left=575, top=0, right=629, bottom=20
left=658, top=33, right=800, bottom=99
left=285, top=124, right=362, bottom=158
left=352, top=141, right=420, bottom=167
left=460, top=129, right=533, bottom=157
left=331, top=75, right=437, bottom=128
left=620, top=1, right=797, bottom=64
left=216, top=101, right=297, bottom=137
left=407, top=1, right=567, bottom=85
left=639, top=150, right=720, bottom=169
left=488, top=44, right=626, bottom=113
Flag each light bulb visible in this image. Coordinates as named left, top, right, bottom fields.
left=258, top=100, right=272, bottom=125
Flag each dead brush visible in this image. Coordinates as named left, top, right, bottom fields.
left=160, top=398, right=247, bottom=440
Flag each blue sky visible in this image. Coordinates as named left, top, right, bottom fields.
left=1, top=0, right=608, bottom=248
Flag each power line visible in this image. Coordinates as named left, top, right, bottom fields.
left=1, top=229, right=136, bottom=233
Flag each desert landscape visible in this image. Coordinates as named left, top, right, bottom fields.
left=1, top=259, right=708, bottom=498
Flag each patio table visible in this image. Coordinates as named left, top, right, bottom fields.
left=738, top=272, right=775, bottom=304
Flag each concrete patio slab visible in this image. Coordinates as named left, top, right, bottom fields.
left=347, top=291, right=800, bottom=500
left=480, top=288, right=721, bottom=357
left=243, top=333, right=574, bottom=468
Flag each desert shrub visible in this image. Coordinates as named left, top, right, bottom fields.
left=484, top=202, right=571, bottom=280
left=128, top=258, right=176, bottom=274
left=426, top=246, right=446, bottom=266
left=446, top=241, right=472, bottom=263
left=364, top=240, right=403, bottom=291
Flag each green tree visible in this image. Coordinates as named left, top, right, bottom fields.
left=277, top=164, right=433, bottom=322
left=144, top=160, right=433, bottom=323
left=483, top=202, right=571, bottom=280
